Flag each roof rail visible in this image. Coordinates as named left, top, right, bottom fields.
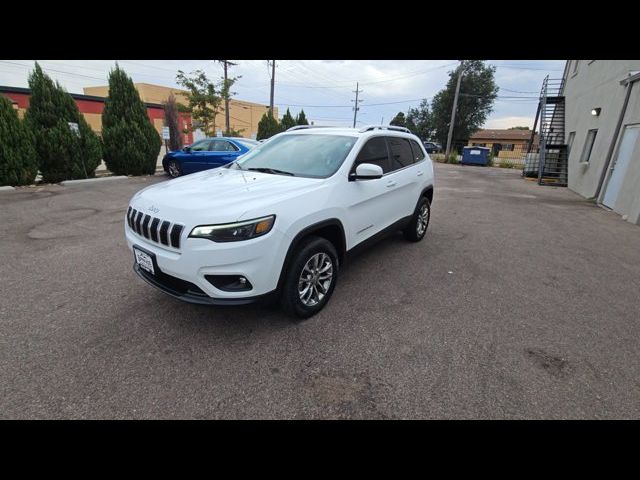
left=286, top=125, right=337, bottom=132
left=358, top=125, right=412, bottom=134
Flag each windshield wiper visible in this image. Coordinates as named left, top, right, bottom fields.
left=247, top=167, right=295, bottom=176
left=227, top=160, right=244, bottom=170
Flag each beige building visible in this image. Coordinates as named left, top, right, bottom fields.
left=469, top=129, right=539, bottom=160
left=84, top=83, right=276, bottom=140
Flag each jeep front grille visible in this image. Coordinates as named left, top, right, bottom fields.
left=127, top=207, right=184, bottom=249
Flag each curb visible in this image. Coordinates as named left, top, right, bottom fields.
left=61, top=176, right=128, bottom=186
left=0, top=186, right=16, bottom=193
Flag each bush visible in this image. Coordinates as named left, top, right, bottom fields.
left=0, top=96, right=38, bottom=186
left=102, top=65, right=161, bottom=175
left=499, top=160, right=516, bottom=169
left=24, top=63, right=102, bottom=183
left=431, top=153, right=446, bottom=163
left=487, top=152, right=495, bottom=167
left=446, top=152, right=459, bottom=164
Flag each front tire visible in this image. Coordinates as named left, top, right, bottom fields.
left=403, top=196, right=430, bottom=242
left=167, top=159, right=182, bottom=178
left=280, top=236, right=339, bottom=319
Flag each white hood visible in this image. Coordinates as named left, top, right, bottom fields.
left=130, top=167, right=323, bottom=225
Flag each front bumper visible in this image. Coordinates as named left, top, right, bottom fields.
left=126, top=222, right=289, bottom=301
left=133, top=263, right=272, bottom=305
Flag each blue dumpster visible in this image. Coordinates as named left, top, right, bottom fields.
left=461, top=146, right=490, bottom=166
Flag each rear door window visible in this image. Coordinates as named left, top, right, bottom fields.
left=387, top=136, right=415, bottom=171
left=210, top=140, right=239, bottom=152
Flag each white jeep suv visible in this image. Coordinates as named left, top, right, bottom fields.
left=125, top=125, right=434, bottom=318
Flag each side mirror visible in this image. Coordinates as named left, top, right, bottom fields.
left=350, top=163, right=384, bottom=181
left=183, top=146, right=191, bottom=153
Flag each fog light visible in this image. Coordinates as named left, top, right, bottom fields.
left=591, top=107, right=601, bottom=116
left=205, top=274, right=253, bottom=292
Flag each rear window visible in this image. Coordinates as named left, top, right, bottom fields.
left=387, top=137, right=415, bottom=170
left=235, top=139, right=259, bottom=149
left=410, top=139, right=426, bottom=162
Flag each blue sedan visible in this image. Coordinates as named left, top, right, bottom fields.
left=162, top=137, right=259, bottom=178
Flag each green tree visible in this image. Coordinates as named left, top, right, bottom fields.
left=101, top=64, right=161, bottom=176
left=406, top=99, right=433, bottom=140
left=24, top=63, right=102, bottom=183
left=176, top=70, right=221, bottom=137
left=0, top=96, right=38, bottom=186
left=163, top=92, right=183, bottom=151
left=390, top=112, right=406, bottom=127
left=256, top=112, right=282, bottom=140
left=295, top=109, right=309, bottom=125
left=280, top=108, right=296, bottom=131
left=430, top=60, right=499, bottom=146
left=509, top=126, right=530, bottom=130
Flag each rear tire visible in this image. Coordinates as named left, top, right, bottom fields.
left=280, top=236, right=339, bottom=319
left=403, top=196, right=430, bottom=242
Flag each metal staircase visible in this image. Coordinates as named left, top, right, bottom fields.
left=525, top=76, right=568, bottom=186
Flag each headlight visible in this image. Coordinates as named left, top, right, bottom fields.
left=189, top=215, right=275, bottom=242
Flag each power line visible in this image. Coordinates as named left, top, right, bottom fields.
left=494, top=64, right=563, bottom=71
left=274, top=97, right=426, bottom=108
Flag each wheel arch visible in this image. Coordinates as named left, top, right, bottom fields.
left=276, top=218, right=347, bottom=292
left=421, top=185, right=434, bottom=204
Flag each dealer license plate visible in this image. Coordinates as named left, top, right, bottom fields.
left=134, top=248, right=155, bottom=275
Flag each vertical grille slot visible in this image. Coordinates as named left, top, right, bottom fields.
left=170, top=224, right=184, bottom=248
left=127, top=207, right=132, bottom=228
left=159, top=221, right=171, bottom=245
left=128, top=208, right=137, bottom=229
left=141, top=215, right=151, bottom=239
left=149, top=218, right=160, bottom=242
left=135, top=211, right=144, bottom=235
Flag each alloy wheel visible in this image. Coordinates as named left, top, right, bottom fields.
left=417, top=203, right=429, bottom=237
left=298, top=252, right=333, bottom=307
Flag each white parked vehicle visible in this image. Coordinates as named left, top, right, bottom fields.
left=125, top=125, right=434, bottom=318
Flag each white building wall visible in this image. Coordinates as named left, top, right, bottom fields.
left=563, top=60, right=640, bottom=225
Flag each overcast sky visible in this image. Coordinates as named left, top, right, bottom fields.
left=0, top=59, right=566, bottom=131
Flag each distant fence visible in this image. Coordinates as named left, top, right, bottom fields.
left=431, top=142, right=538, bottom=167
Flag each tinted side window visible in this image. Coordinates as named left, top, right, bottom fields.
left=190, top=140, right=211, bottom=151
left=387, top=137, right=415, bottom=170
left=210, top=140, right=239, bottom=152
left=410, top=139, right=426, bottom=162
left=352, top=137, right=390, bottom=173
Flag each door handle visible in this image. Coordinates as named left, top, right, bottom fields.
left=417, top=171, right=424, bottom=176
left=386, top=181, right=397, bottom=188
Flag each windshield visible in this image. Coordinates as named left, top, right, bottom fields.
left=235, top=134, right=357, bottom=178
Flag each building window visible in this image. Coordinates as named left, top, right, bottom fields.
left=502, top=144, right=515, bottom=151
left=567, top=131, right=576, bottom=155
left=580, top=129, right=597, bottom=163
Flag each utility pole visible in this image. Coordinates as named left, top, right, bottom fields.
left=219, top=60, right=237, bottom=135
left=445, top=60, right=465, bottom=158
left=269, top=60, right=276, bottom=115
left=352, top=82, right=363, bottom=128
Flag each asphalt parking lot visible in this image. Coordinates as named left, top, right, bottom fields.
left=2, top=163, right=640, bottom=419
